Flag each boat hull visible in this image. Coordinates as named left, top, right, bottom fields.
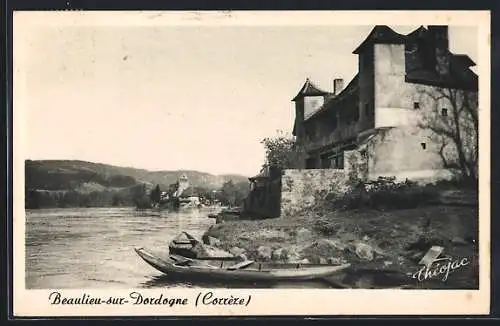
left=135, top=247, right=350, bottom=282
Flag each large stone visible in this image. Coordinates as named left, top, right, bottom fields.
left=272, top=248, right=288, bottom=261
left=300, top=239, right=346, bottom=265
left=170, top=240, right=234, bottom=259
left=203, top=236, right=222, bottom=247
left=285, top=247, right=302, bottom=263
left=256, top=246, right=272, bottom=261
left=199, top=244, right=234, bottom=258
left=296, top=228, right=313, bottom=243
left=315, top=238, right=346, bottom=251
left=229, top=246, right=246, bottom=257
left=354, top=242, right=375, bottom=261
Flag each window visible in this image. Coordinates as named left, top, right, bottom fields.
left=421, top=142, right=426, bottom=150
left=364, top=103, right=370, bottom=117
left=413, top=102, right=420, bottom=109
left=441, top=108, right=448, bottom=117
left=329, top=152, right=344, bottom=169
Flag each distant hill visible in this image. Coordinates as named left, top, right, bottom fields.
left=25, top=159, right=249, bottom=191
left=24, top=160, right=250, bottom=209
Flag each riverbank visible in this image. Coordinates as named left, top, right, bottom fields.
left=202, top=201, right=479, bottom=289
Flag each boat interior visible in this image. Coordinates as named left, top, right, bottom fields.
left=168, top=254, right=334, bottom=271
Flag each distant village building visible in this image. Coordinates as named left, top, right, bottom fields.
left=291, top=25, right=477, bottom=181
left=173, top=174, right=202, bottom=207
left=174, top=174, right=190, bottom=197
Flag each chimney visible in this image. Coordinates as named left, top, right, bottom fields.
left=428, top=25, right=450, bottom=76
left=333, top=78, right=344, bottom=96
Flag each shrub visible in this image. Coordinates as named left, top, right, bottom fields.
left=433, top=176, right=478, bottom=190
left=330, top=177, right=439, bottom=211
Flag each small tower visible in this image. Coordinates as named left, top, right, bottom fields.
left=291, top=78, right=329, bottom=139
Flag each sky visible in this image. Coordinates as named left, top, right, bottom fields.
left=16, top=14, right=478, bottom=177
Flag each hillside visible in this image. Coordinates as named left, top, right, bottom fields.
left=25, top=160, right=248, bottom=191
left=24, top=160, right=249, bottom=209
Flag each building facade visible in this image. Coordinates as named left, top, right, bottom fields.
left=292, top=25, right=478, bottom=182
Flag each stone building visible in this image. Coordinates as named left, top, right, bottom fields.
left=291, top=25, right=478, bottom=182
left=245, top=25, right=478, bottom=218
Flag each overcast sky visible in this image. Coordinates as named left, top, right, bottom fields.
left=16, top=13, right=478, bottom=176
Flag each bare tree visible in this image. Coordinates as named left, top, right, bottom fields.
left=416, top=86, right=478, bottom=181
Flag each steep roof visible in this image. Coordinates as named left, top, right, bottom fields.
left=303, top=74, right=359, bottom=123
left=352, top=25, right=477, bottom=90
left=353, top=25, right=406, bottom=54
left=292, top=78, right=330, bottom=101
left=406, top=25, right=428, bottom=39
left=405, top=53, right=478, bottom=91
left=453, top=54, right=476, bottom=67
left=403, top=26, right=478, bottom=90
left=297, top=25, right=477, bottom=125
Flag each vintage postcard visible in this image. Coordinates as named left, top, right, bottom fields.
left=12, top=10, right=491, bottom=316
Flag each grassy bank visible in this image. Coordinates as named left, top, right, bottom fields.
left=203, top=202, right=479, bottom=289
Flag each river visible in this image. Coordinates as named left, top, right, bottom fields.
left=25, top=207, right=334, bottom=289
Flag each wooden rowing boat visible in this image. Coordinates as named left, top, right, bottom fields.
left=135, top=247, right=351, bottom=282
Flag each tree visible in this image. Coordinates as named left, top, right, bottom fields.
left=416, top=86, right=478, bottom=182
left=149, top=184, right=162, bottom=205
left=112, top=193, right=125, bottom=206
left=260, top=130, right=298, bottom=170
left=131, top=183, right=152, bottom=209
left=217, top=180, right=249, bottom=207
left=219, top=180, right=237, bottom=207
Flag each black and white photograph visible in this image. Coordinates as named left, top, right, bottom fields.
left=13, top=10, right=490, bottom=316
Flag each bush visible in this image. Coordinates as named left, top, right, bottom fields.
left=331, top=177, right=439, bottom=211
left=433, top=176, right=478, bottom=190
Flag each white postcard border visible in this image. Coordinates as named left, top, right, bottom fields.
left=12, top=10, right=491, bottom=316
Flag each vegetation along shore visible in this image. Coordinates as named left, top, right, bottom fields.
left=200, top=133, right=479, bottom=289
left=203, top=179, right=478, bottom=289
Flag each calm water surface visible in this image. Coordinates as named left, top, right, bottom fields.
left=26, top=207, right=333, bottom=289
left=26, top=207, right=219, bottom=289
